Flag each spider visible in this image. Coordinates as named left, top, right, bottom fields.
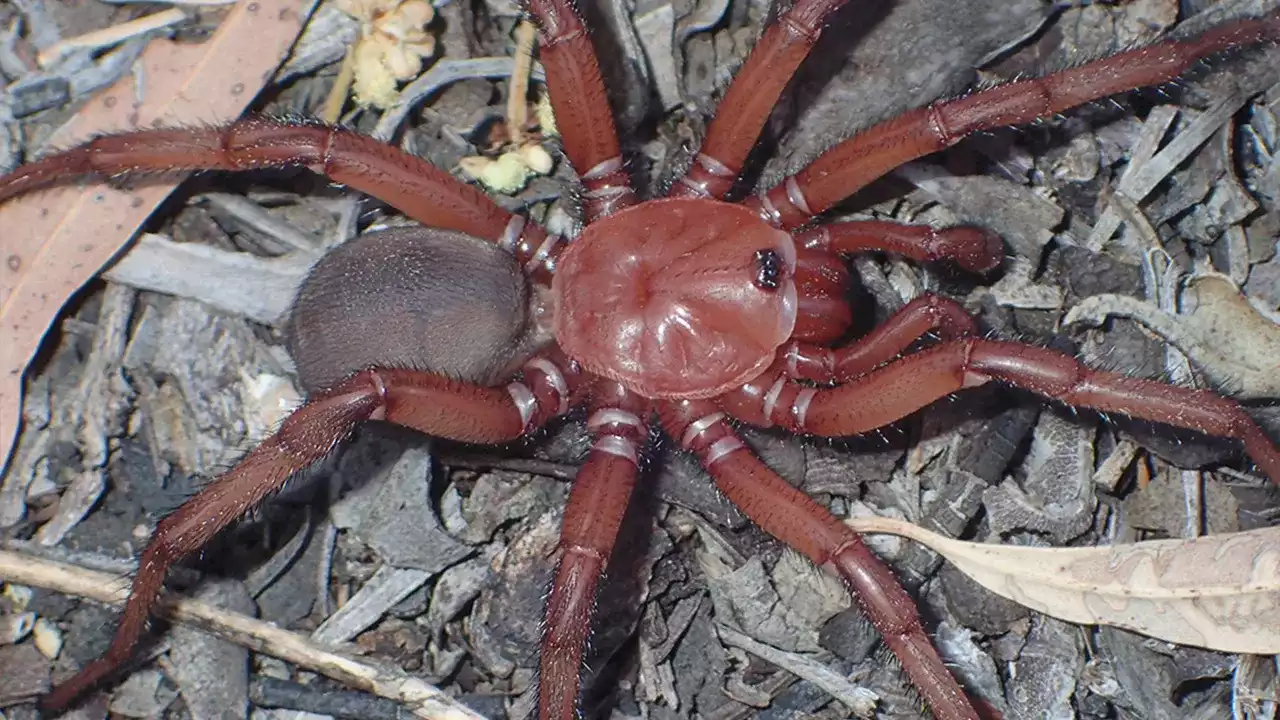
left=3, top=0, right=1280, bottom=718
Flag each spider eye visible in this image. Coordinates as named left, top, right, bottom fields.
left=753, top=248, right=783, bottom=290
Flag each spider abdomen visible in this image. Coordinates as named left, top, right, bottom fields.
left=286, top=227, right=541, bottom=394
left=552, top=198, right=797, bottom=400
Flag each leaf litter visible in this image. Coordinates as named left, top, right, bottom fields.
left=0, top=0, right=1279, bottom=719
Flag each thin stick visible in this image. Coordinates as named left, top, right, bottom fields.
left=320, top=46, right=357, bottom=124
left=0, top=547, right=483, bottom=720
left=38, top=8, right=190, bottom=68
left=505, top=21, right=537, bottom=144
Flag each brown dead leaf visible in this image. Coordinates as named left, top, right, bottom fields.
left=1065, top=272, right=1280, bottom=400
left=0, top=0, right=311, bottom=478
left=846, top=515, right=1280, bottom=654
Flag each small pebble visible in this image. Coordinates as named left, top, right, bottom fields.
left=518, top=143, right=554, bottom=175
left=2, top=583, right=34, bottom=611
left=32, top=617, right=62, bottom=659
left=0, top=611, right=35, bottom=645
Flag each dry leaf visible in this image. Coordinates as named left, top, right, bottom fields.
left=1064, top=272, right=1280, bottom=400
left=845, top=515, right=1280, bottom=654
left=0, top=0, right=311, bottom=479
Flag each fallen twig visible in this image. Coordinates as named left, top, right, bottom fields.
left=0, top=547, right=484, bottom=720
left=36, top=8, right=190, bottom=68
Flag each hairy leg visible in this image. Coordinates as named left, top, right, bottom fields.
left=749, top=11, right=1280, bottom=228
left=45, top=354, right=582, bottom=710
left=722, top=338, right=1280, bottom=482
left=659, top=399, right=981, bottom=720
left=538, top=381, right=648, bottom=720
left=0, top=118, right=564, bottom=278
left=524, top=0, right=637, bottom=219
left=785, top=294, right=976, bottom=381
left=671, top=0, right=853, bottom=199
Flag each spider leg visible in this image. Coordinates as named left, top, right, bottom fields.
left=525, top=0, right=637, bottom=220
left=720, top=338, right=1280, bottom=482
left=785, top=294, right=977, bottom=381
left=659, top=399, right=982, bottom=720
left=791, top=247, right=855, bottom=344
left=670, top=0, right=850, bottom=200
left=797, top=221, right=1005, bottom=274
left=788, top=225, right=999, bottom=345
left=43, top=356, right=582, bottom=712
left=538, top=380, right=648, bottom=720
left=0, top=118, right=561, bottom=276
left=747, top=11, right=1280, bottom=229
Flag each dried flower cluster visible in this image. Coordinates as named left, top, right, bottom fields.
left=336, top=0, right=436, bottom=108
left=459, top=94, right=559, bottom=193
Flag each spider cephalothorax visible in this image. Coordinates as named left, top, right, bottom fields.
left=2, top=2, right=1279, bottom=719
left=555, top=198, right=801, bottom=398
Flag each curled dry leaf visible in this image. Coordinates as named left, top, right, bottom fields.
left=1064, top=272, right=1280, bottom=400
left=0, top=0, right=311, bottom=479
left=844, top=515, right=1280, bottom=655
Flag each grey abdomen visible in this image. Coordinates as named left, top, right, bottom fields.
left=286, top=227, right=533, bottom=394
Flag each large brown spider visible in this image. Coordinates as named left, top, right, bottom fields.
left=3, top=1, right=1280, bottom=718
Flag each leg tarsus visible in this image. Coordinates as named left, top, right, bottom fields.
left=964, top=340, right=1280, bottom=480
